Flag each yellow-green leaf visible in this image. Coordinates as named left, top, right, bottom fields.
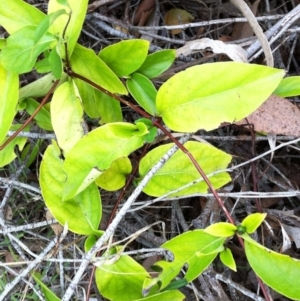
left=70, top=44, right=127, bottom=95
left=139, top=141, right=232, bottom=197
left=156, top=62, right=285, bottom=132
left=0, top=64, right=18, bottom=143
left=51, top=80, right=84, bottom=153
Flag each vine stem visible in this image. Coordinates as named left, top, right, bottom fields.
left=68, top=70, right=271, bottom=301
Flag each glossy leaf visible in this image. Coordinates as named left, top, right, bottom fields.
left=49, top=47, right=63, bottom=79
left=70, top=44, right=127, bottom=95
left=34, top=9, right=66, bottom=44
left=21, top=98, right=53, bottom=131
left=147, top=230, right=225, bottom=290
left=220, top=248, right=236, bottom=271
left=0, top=125, right=29, bottom=168
left=137, top=291, right=185, bottom=301
left=139, top=141, right=231, bottom=197
left=242, top=234, right=300, bottom=300
left=156, top=62, right=285, bottom=132
left=273, top=76, right=300, bottom=97
left=0, top=26, right=57, bottom=74
left=62, top=122, right=147, bottom=200
left=205, top=222, right=237, bottom=237
left=20, top=73, right=66, bottom=98
left=40, top=141, right=103, bottom=235
left=241, top=213, right=267, bottom=234
left=95, top=250, right=149, bottom=301
left=137, top=50, right=176, bottom=78
left=126, top=72, right=157, bottom=115
left=98, top=40, right=149, bottom=77
left=75, top=79, right=122, bottom=122
left=51, top=80, right=84, bottom=153
left=95, top=157, right=132, bottom=191
left=48, top=0, right=88, bottom=57
left=0, top=0, right=45, bottom=34
left=84, top=234, right=98, bottom=252
left=0, top=64, right=18, bottom=143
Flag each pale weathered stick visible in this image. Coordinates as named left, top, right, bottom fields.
left=230, top=0, right=274, bottom=67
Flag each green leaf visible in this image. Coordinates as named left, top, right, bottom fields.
left=139, top=141, right=231, bottom=197
left=84, top=234, right=98, bottom=252
left=95, top=251, right=150, bottom=301
left=40, top=141, right=103, bottom=235
left=35, top=57, right=52, bottom=74
left=21, top=98, right=53, bottom=131
left=32, top=273, right=61, bottom=301
left=0, top=64, right=19, bottom=143
left=49, top=47, right=63, bottom=79
left=241, top=213, right=267, bottom=234
left=204, top=222, right=237, bottom=237
left=20, top=73, right=66, bottom=99
left=48, top=0, right=88, bottom=57
left=220, top=248, right=236, bottom=271
left=0, top=26, right=57, bottom=74
left=147, top=230, right=225, bottom=290
left=34, top=9, right=66, bottom=44
left=273, top=76, right=300, bottom=97
left=95, top=157, right=132, bottom=191
left=137, top=50, right=176, bottom=79
left=62, top=122, right=147, bottom=200
left=243, top=234, right=300, bottom=300
left=0, top=0, right=45, bottom=34
left=51, top=80, right=84, bottom=153
left=98, top=40, right=149, bottom=77
left=0, top=124, right=29, bottom=168
left=156, top=62, right=285, bottom=132
left=126, top=72, right=157, bottom=115
left=70, top=44, right=127, bottom=95
left=75, top=79, right=122, bottom=122
left=136, top=291, right=185, bottom=301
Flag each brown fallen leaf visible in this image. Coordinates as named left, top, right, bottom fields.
left=164, top=8, right=194, bottom=35
left=133, top=0, right=156, bottom=25
left=236, top=94, right=300, bottom=136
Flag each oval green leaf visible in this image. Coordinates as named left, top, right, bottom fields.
left=273, top=76, right=300, bottom=97
left=205, top=222, right=237, bottom=237
left=139, top=141, right=232, bottom=197
left=244, top=235, right=300, bottom=300
left=241, top=213, right=267, bottom=234
left=98, top=40, right=149, bottom=77
left=40, top=141, right=102, bottom=235
left=70, top=44, right=127, bottom=95
left=0, top=64, right=18, bottom=143
left=48, top=0, right=88, bottom=57
left=156, top=62, right=285, bottom=132
left=0, top=124, right=29, bottom=168
left=0, top=0, right=45, bottom=34
left=95, top=253, right=150, bottom=301
left=75, top=78, right=122, bottom=122
left=220, top=248, right=236, bottom=271
left=137, top=50, right=176, bottom=79
left=62, top=122, right=147, bottom=200
left=126, top=72, right=157, bottom=115
left=51, top=80, right=84, bottom=153
left=95, top=157, right=132, bottom=191
left=22, top=98, right=53, bottom=131
left=0, top=26, right=57, bottom=74
left=148, top=230, right=225, bottom=290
